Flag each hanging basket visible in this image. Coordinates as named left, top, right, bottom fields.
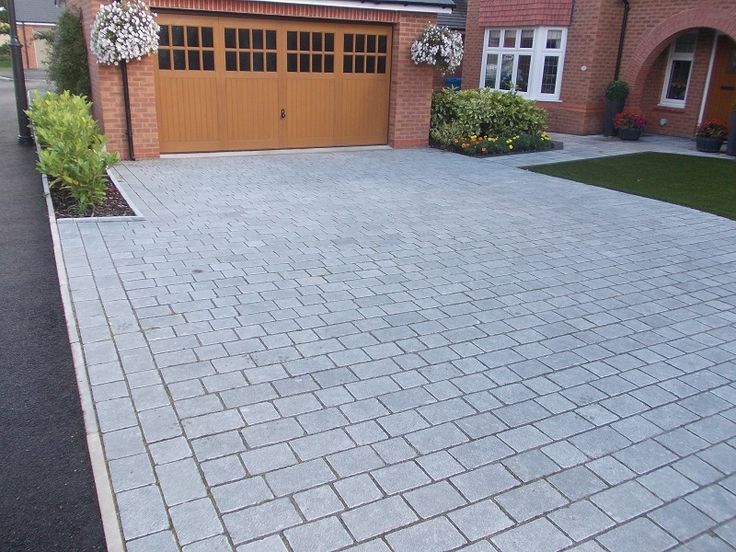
left=90, top=0, right=160, bottom=65
left=410, top=24, right=464, bottom=76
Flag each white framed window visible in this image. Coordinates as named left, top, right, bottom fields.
left=480, top=27, right=567, bottom=101
left=660, top=31, right=698, bottom=108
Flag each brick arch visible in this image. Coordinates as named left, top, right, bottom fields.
left=624, top=7, right=736, bottom=107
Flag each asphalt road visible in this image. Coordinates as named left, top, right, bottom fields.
left=0, top=76, right=107, bottom=551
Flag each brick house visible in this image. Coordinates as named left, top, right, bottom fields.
left=460, top=0, right=736, bottom=137
left=65, top=0, right=453, bottom=159
left=16, top=0, right=63, bottom=69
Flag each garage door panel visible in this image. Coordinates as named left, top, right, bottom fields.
left=286, top=78, right=339, bottom=148
left=223, top=78, right=281, bottom=150
left=155, top=15, right=392, bottom=153
left=157, top=77, right=223, bottom=152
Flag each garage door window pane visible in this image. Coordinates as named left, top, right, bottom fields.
left=253, top=52, right=264, bottom=72
left=326, top=33, right=335, bottom=52
left=239, top=51, right=250, bottom=71
left=201, top=27, right=213, bottom=48
left=366, top=56, right=375, bottom=73
left=288, top=53, right=297, bottom=72
left=343, top=55, right=353, bottom=73
left=287, top=31, right=297, bottom=50
left=173, top=49, right=186, bottom=70
left=187, top=26, right=199, bottom=47
left=300, top=32, right=310, bottom=50
left=377, top=56, right=386, bottom=73
left=344, top=34, right=354, bottom=52
left=159, top=25, right=170, bottom=46
left=202, top=51, right=214, bottom=71
left=266, top=52, right=277, bottom=72
left=172, top=26, right=185, bottom=46
left=300, top=53, right=310, bottom=72
left=188, top=50, right=200, bottom=70
left=225, top=28, right=236, bottom=49
left=378, top=35, right=387, bottom=53
left=266, top=30, right=276, bottom=50
left=325, top=54, right=334, bottom=73
left=355, top=55, right=365, bottom=73
left=252, top=30, right=264, bottom=50
left=367, top=35, right=376, bottom=53
left=238, top=29, right=250, bottom=49
left=355, top=34, right=365, bottom=53
left=312, top=33, right=322, bottom=51
left=226, top=51, right=237, bottom=71
left=158, top=49, right=171, bottom=70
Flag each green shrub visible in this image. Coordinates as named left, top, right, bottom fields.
left=0, top=43, right=10, bottom=61
left=27, top=91, right=119, bottom=214
left=430, top=88, right=548, bottom=148
left=605, top=80, right=629, bottom=102
left=46, top=10, right=91, bottom=97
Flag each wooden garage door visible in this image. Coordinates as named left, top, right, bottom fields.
left=155, top=15, right=392, bottom=153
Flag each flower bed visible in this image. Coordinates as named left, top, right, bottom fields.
left=430, top=88, right=554, bottom=157
left=27, top=91, right=132, bottom=218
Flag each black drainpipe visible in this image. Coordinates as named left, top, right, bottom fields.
left=113, top=0, right=135, bottom=160
left=614, top=0, right=630, bottom=80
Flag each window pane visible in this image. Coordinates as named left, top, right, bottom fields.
left=172, top=26, right=185, bottom=47
left=252, top=30, right=264, bottom=50
left=367, top=35, right=377, bottom=53
left=356, top=34, right=365, bottom=53
left=377, top=56, right=386, bottom=73
left=238, top=29, right=250, bottom=49
left=378, top=35, right=387, bottom=53
left=239, top=51, right=250, bottom=71
left=355, top=55, right=365, bottom=73
left=487, top=30, right=500, bottom=48
left=484, top=53, right=498, bottom=88
left=225, top=51, right=237, bottom=71
left=344, top=34, right=354, bottom=53
left=173, top=49, right=186, bottom=70
left=287, top=53, right=297, bottom=72
left=187, top=50, right=200, bottom=70
left=187, top=26, right=199, bottom=47
left=158, top=49, right=171, bottom=70
left=366, top=56, right=375, bottom=73
left=666, top=60, right=691, bottom=100
left=224, top=28, right=236, bottom=49
left=325, top=54, right=334, bottom=73
left=287, top=31, right=297, bottom=50
left=326, top=34, right=335, bottom=52
left=159, top=25, right=170, bottom=46
left=312, top=53, right=322, bottom=72
left=300, top=32, right=310, bottom=51
left=201, top=27, right=213, bottom=48
left=516, top=55, right=531, bottom=92
left=312, top=33, right=323, bottom=51
left=266, top=52, right=277, bottom=72
left=503, top=29, right=516, bottom=48
left=520, top=30, right=534, bottom=49
left=202, top=50, right=214, bottom=71
left=253, top=52, right=264, bottom=71
left=343, top=55, right=353, bottom=73
left=500, top=54, right=514, bottom=89
left=546, top=30, right=562, bottom=49
left=674, top=32, right=697, bottom=54
left=300, top=53, right=309, bottom=72
left=541, top=55, right=559, bottom=94
left=266, top=30, right=277, bottom=50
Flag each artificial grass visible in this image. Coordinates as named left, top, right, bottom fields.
left=527, top=152, right=736, bottom=221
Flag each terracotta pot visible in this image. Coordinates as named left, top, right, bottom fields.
left=618, top=127, right=642, bottom=141
left=696, top=136, right=724, bottom=153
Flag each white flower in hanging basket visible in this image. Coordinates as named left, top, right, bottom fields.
left=90, top=0, right=160, bottom=65
left=410, top=23, right=464, bottom=76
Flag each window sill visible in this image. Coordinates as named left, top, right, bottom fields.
left=656, top=103, right=687, bottom=111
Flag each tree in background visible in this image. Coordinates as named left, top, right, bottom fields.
left=45, top=10, right=91, bottom=97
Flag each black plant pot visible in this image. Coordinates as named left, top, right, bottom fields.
left=727, top=112, right=736, bottom=157
left=618, top=127, right=642, bottom=141
left=604, top=98, right=625, bottom=136
left=696, top=136, right=724, bottom=153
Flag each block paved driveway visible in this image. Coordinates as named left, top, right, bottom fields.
left=59, top=148, right=736, bottom=552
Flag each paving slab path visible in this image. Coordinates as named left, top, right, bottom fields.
left=0, top=80, right=106, bottom=550
left=62, top=144, right=736, bottom=551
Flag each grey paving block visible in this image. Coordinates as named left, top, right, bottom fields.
left=649, top=499, right=717, bottom=540
left=596, top=518, right=677, bottom=552
left=341, top=496, right=417, bottom=541
left=386, top=517, right=466, bottom=552
left=224, top=498, right=301, bottom=544
left=590, top=480, right=662, bottom=522
left=372, top=461, right=430, bottom=494
left=265, top=459, right=335, bottom=496
left=156, top=457, right=207, bottom=505
left=451, top=463, right=518, bottom=502
left=548, top=500, right=614, bottom=541
left=549, top=466, right=607, bottom=501
left=495, top=480, right=568, bottom=522
left=404, top=480, right=466, bottom=518
left=117, top=486, right=169, bottom=540
left=169, top=497, right=223, bottom=545
left=294, top=485, right=345, bottom=520
left=448, top=499, right=513, bottom=541
left=285, top=516, right=353, bottom=552
left=241, top=443, right=297, bottom=475
left=492, top=518, right=572, bottom=552
left=212, top=476, right=273, bottom=513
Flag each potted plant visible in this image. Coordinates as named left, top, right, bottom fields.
left=410, top=24, right=464, bottom=76
left=727, top=102, right=736, bottom=157
left=604, top=80, right=629, bottom=136
left=614, top=111, right=645, bottom=140
left=695, top=120, right=728, bottom=153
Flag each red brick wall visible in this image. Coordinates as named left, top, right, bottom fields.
left=68, top=0, right=438, bottom=159
left=462, top=0, right=736, bottom=137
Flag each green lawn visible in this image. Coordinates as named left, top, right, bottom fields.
left=0, top=59, right=10, bottom=71
left=526, top=152, right=736, bottom=221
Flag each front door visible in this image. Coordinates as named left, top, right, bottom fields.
left=705, top=35, right=736, bottom=130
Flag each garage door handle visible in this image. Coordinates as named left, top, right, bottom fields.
left=281, top=109, right=287, bottom=119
